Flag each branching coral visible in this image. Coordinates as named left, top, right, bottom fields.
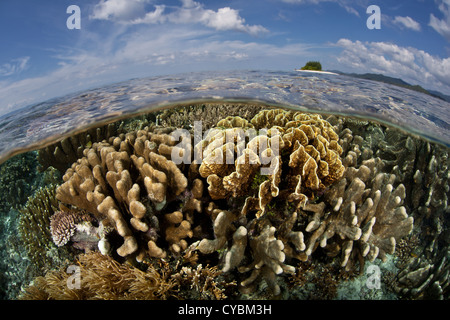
left=302, top=160, right=413, bottom=272
left=50, top=210, right=95, bottom=247
left=238, top=225, right=296, bottom=295
left=393, top=250, right=449, bottom=299
left=23, top=106, right=424, bottom=299
left=299, top=119, right=414, bottom=273
left=55, top=127, right=193, bottom=259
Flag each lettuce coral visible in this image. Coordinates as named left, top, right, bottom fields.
left=196, top=109, right=345, bottom=217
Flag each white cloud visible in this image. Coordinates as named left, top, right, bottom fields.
left=370, top=42, right=416, bottom=64
left=393, top=16, right=421, bottom=31
left=91, top=0, right=150, bottom=21
left=0, top=24, right=315, bottom=116
left=91, top=0, right=268, bottom=36
left=418, top=49, right=450, bottom=86
left=429, top=0, right=450, bottom=41
left=132, top=5, right=166, bottom=24
left=335, top=38, right=450, bottom=94
left=0, top=57, right=30, bottom=77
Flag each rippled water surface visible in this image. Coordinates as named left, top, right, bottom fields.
left=0, top=70, right=448, bottom=164
left=0, top=71, right=448, bottom=300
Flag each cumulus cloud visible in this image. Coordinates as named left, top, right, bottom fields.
left=0, top=25, right=314, bottom=116
left=335, top=38, right=450, bottom=94
left=429, top=0, right=450, bottom=41
left=91, top=0, right=150, bottom=21
left=0, top=57, right=30, bottom=77
left=393, top=16, right=421, bottom=31
left=91, top=0, right=268, bottom=36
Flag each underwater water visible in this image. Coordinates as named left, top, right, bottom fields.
left=0, top=71, right=448, bottom=300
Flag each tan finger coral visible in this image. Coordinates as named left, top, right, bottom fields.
left=302, top=156, right=414, bottom=272
left=56, top=126, right=189, bottom=259
left=195, top=209, right=238, bottom=254
left=239, top=225, right=296, bottom=295
left=163, top=211, right=193, bottom=254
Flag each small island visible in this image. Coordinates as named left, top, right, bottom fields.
left=301, top=61, right=322, bottom=71
left=295, top=61, right=337, bottom=75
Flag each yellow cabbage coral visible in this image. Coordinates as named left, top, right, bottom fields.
left=196, top=109, right=345, bottom=215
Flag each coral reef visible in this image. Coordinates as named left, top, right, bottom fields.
left=13, top=104, right=449, bottom=300
left=157, top=103, right=266, bottom=132
left=327, top=115, right=448, bottom=299
left=301, top=156, right=414, bottom=272
left=0, top=152, right=41, bottom=211
left=55, top=125, right=201, bottom=260
left=48, top=108, right=349, bottom=295
left=195, top=109, right=345, bottom=212
left=18, top=185, right=76, bottom=273
left=18, top=252, right=235, bottom=300
left=37, top=122, right=122, bottom=173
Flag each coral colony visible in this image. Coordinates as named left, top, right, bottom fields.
left=14, top=105, right=448, bottom=299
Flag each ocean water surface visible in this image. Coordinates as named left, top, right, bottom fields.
left=0, top=70, right=448, bottom=300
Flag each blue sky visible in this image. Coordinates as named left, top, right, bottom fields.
left=1, top=0, right=450, bottom=115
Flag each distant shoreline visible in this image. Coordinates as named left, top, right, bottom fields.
left=294, top=69, right=338, bottom=75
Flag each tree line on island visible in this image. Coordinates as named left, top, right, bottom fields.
left=300, top=61, right=322, bottom=71
left=298, top=61, right=449, bottom=102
